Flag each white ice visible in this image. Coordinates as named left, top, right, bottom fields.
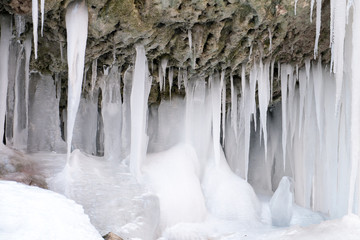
left=65, top=0, right=88, bottom=158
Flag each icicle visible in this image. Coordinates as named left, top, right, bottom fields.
left=183, top=68, right=188, bottom=89
left=41, top=0, right=45, bottom=37
left=24, top=34, right=32, bottom=140
left=32, top=0, right=39, bottom=59
left=65, top=0, right=88, bottom=159
left=310, top=0, right=315, bottom=23
left=130, top=45, right=150, bottom=180
left=258, top=60, right=270, bottom=159
left=221, top=70, right=226, bottom=147
left=314, top=0, right=322, bottom=58
left=188, top=29, right=193, bottom=68
left=0, top=16, right=11, bottom=145
left=158, top=64, right=163, bottom=91
left=298, top=70, right=307, bottom=135
left=294, top=0, right=298, bottom=15
left=268, top=29, right=272, bottom=51
left=161, top=58, right=168, bottom=91
left=281, top=64, right=290, bottom=170
left=241, top=64, right=246, bottom=108
left=230, top=74, right=237, bottom=138
left=249, top=45, right=253, bottom=59
left=211, top=74, right=222, bottom=166
left=60, top=42, right=64, bottom=62
left=169, top=67, right=173, bottom=99
left=15, top=15, right=25, bottom=38
left=91, top=59, right=97, bottom=94
left=270, top=60, right=275, bottom=102
left=177, top=67, right=182, bottom=89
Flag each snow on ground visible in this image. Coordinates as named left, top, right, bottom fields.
left=0, top=180, right=102, bottom=240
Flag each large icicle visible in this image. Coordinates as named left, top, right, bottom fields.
left=32, top=0, right=39, bottom=59
left=258, top=60, right=270, bottom=158
left=130, top=45, right=150, bottom=180
left=41, top=0, right=45, bottom=37
left=65, top=1, right=88, bottom=158
left=0, top=16, right=11, bottom=145
left=281, top=65, right=291, bottom=170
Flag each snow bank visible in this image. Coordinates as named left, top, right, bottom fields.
left=0, top=181, right=102, bottom=240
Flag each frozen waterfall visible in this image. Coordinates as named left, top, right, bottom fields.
left=2, top=1, right=360, bottom=240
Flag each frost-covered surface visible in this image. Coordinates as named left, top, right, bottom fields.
left=0, top=180, right=102, bottom=240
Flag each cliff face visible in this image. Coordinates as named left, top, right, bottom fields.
left=1, top=0, right=330, bottom=101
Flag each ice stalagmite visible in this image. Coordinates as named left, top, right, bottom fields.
left=32, top=0, right=38, bottom=59
left=0, top=16, right=11, bottom=145
left=41, top=0, right=45, bottom=36
left=130, top=45, right=150, bottom=180
left=65, top=0, right=88, bottom=158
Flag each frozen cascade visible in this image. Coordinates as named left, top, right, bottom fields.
left=65, top=1, right=88, bottom=158
left=130, top=45, right=151, bottom=180
left=32, top=0, right=38, bottom=59
left=0, top=16, right=11, bottom=145
left=3, top=1, right=360, bottom=239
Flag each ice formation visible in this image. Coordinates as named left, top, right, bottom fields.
left=32, top=0, right=38, bottom=59
left=269, top=177, right=294, bottom=227
left=0, top=16, right=11, bottom=146
left=2, top=1, right=360, bottom=239
left=65, top=0, right=88, bottom=158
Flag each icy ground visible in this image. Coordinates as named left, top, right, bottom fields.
left=1, top=146, right=360, bottom=240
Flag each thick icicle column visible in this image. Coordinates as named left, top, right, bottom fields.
left=65, top=0, right=88, bottom=159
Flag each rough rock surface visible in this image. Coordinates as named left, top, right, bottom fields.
left=103, top=232, right=124, bottom=240
left=1, top=0, right=331, bottom=102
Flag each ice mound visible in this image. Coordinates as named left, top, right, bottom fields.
left=269, top=176, right=294, bottom=227
left=143, top=144, right=207, bottom=232
left=0, top=180, right=102, bottom=240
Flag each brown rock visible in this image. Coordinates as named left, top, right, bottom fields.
left=103, top=232, right=123, bottom=240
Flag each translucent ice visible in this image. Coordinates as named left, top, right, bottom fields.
left=270, top=176, right=294, bottom=227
